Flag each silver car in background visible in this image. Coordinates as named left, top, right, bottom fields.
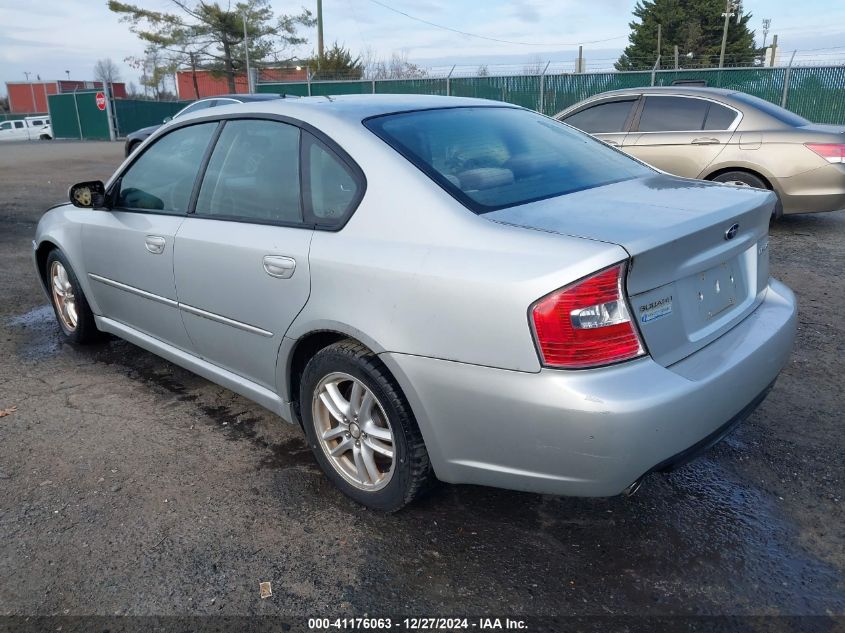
left=34, top=95, right=796, bottom=511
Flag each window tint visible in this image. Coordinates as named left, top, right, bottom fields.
left=196, top=119, right=302, bottom=223
left=564, top=100, right=635, bottom=133
left=730, top=92, right=809, bottom=127
left=306, top=135, right=360, bottom=223
left=703, top=103, right=738, bottom=130
left=366, top=107, right=651, bottom=214
left=0, top=122, right=11, bottom=131
left=117, top=122, right=216, bottom=212
left=14, top=121, right=24, bottom=129
left=638, top=96, right=709, bottom=132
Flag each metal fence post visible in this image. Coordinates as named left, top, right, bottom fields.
left=306, top=67, right=312, bottom=97
left=781, top=50, right=797, bottom=108
left=104, top=82, right=117, bottom=141
left=539, top=60, right=551, bottom=115
left=651, top=56, right=661, bottom=86
left=446, top=65, right=455, bottom=96
left=72, top=88, right=82, bottom=140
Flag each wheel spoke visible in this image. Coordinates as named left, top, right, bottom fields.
left=329, top=436, right=354, bottom=457
left=52, top=276, right=65, bottom=296
left=325, top=382, right=350, bottom=418
left=364, top=436, right=393, bottom=459
left=357, top=390, right=374, bottom=420
left=321, top=425, right=347, bottom=441
left=319, top=391, right=345, bottom=423
left=362, top=420, right=392, bottom=442
left=57, top=265, right=69, bottom=288
left=349, top=381, right=363, bottom=416
left=360, top=442, right=381, bottom=483
left=352, top=445, right=368, bottom=484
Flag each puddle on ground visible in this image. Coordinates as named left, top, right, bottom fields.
left=5, top=307, right=316, bottom=473
left=5, top=304, right=65, bottom=361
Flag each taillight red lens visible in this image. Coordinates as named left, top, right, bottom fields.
left=805, top=143, right=845, bottom=163
left=531, top=263, right=645, bottom=369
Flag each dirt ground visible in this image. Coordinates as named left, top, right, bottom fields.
left=0, top=141, right=843, bottom=626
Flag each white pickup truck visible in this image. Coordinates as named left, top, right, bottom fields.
left=0, top=116, right=52, bottom=141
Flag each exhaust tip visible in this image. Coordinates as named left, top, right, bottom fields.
left=623, top=477, right=644, bottom=497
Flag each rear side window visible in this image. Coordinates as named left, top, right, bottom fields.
left=704, top=103, right=738, bottom=130
left=196, top=119, right=302, bottom=224
left=305, top=134, right=360, bottom=224
left=563, top=100, right=636, bottom=133
left=366, top=106, right=651, bottom=214
left=638, top=96, right=710, bottom=132
left=117, top=122, right=216, bottom=213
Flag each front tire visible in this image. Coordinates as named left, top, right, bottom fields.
left=300, top=340, right=434, bottom=512
left=45, top=250, right=101, bottom=344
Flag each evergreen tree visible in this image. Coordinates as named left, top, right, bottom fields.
left=309, top=43, right=364, bottom=80
left=615, top=0, right=757, bottom=71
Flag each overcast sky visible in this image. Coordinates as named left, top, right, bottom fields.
left=2, top=0, right=844, bottom=95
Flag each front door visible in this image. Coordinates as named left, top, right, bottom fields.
left=83, top=121, right=218, bottom=350
left=173, top=119, right=313, bottom=389
left=624, top=95, right=739, bottom=177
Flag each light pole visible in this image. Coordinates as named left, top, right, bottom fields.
left=23, top=71, right=37, bottom=113
left=65, top=70, right=70, bottom=81
left=718, top=0, right=737, bottom=69
left=242, top=12, right=252, bottom=92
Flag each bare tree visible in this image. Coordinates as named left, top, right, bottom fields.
left=94, top=58, right=122, bottom=85
left=366, top=51, right=428, bottom=80
left=476, top=64, right=489, bottom=77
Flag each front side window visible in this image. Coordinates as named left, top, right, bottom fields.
left=196, top=119, right=302, bottom=223
left=563, top=100, right=636, bottom=133
left=0, top=122, right=11, bottom=131
left=116, top=122, right=216, bottom=212
left=366, top=106, right=651, bottom=214
left=637, top=96, right=710, bottom=132
left=305, top=134, right=360, bottom=224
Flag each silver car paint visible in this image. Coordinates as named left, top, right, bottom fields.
left=33, top=95, right=797, bottom=497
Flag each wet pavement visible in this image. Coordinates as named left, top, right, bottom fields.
left=0, top=142, right=843, bottom=623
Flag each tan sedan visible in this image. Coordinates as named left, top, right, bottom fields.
left=556, top=86, right=845, bottom=216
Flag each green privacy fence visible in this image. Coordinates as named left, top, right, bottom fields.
left=47, top=91, right=110, bottom=140
left=257, top=65, right=845, bottom=125
left=113, top=99, right=190, bottom=136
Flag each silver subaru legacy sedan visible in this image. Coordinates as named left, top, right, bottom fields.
left=34, top=95, right=797, bottom=511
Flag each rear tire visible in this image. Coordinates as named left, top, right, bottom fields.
left=710, top=170, right=782, bottom=219
left=300, top=339, right=435, bottom=512
left=45, top=249, right=101, bottom=344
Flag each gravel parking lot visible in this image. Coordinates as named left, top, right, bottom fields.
left=1, top=141, right=843, bottom=626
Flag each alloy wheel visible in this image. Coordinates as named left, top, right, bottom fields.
left=50, top=261, right=78, bottom=331
left=312, top=372, right=395, bottom=491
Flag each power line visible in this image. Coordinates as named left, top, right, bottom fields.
left=365, top=0, right=626, bottom=47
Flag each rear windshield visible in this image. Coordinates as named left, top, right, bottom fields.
left=730, top=92, right=809, bottom=127
left=364, top=106, right=651, bottom=213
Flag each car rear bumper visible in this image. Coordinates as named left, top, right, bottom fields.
left=777, top=163, right=845, bottom=214
left=382, top=278, right=796, bottom=497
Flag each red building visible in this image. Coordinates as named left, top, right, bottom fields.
left=176, top=67, right=307, bottom=99
left=6, top=80, right=127, bottom=114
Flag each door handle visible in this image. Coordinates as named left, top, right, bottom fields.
left=691, top=137, right=721, bottom=145
left=144, top=235, right=166, bottom=254
left=263, top=255, right=296, bottom=279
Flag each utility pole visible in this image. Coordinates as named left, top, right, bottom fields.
left=577, top=45, right=583, bottom=73
left=719, top=0, right=736, bottom=69
left=242, top=12, right=252, bottom=92
left=674, top=45, right=679, bottom=70
left=761, top=18, right=771, bottom=48
left=769, top=34, right=778, bottom=67
left=317, top=0, right=324, bottom=59
left=656, top=23, right=662, bottom=70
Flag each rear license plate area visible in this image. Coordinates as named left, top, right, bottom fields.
left=696, top=260, right=738, bottom=320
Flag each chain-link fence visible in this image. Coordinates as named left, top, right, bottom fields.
left=257, top=64, right=845, bottom=125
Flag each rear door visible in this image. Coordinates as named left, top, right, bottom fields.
left=83, top=121, right=218, bottom=350
left=625, top=95, right=739, bottom=177
left=560, top=97, right=639, bottom=149
left=173, top=118, right=312, bottom=389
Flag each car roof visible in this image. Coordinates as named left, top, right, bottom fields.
left=186, top=93, right=515, bottom=124
left=200, top=93, right=285, bottom=102
left=583, top=86, right=739, bottom=100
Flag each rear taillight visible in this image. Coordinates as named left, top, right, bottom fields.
left=530, top=263, right=645, bottom=369
left=805, top=143, right=845, bottom=164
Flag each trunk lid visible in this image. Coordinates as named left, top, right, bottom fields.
left=486, top=175, right=775, bottom=367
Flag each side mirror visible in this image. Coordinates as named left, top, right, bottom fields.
left=69, top=181, right=107, bottom=209
left=163, top=116, right=172, bottom=123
